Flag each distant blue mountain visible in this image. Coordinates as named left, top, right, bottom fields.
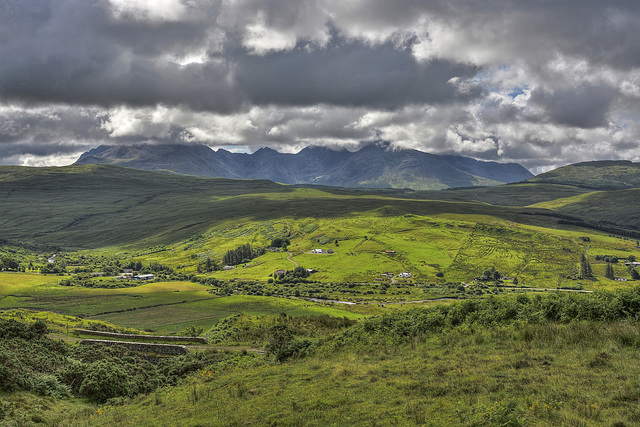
left=75, top=143, right=533, bottom=190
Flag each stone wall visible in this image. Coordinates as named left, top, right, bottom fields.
left=74, top=329, right=206, bottom=343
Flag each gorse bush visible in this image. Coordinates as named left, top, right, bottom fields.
left=329, top=287, right=640, bottom=349
left=206, top=314, right=356, bottom=346
left=0, top=318, right=242, bottom=403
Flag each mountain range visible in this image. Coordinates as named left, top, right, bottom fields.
left=74, top=143, right=533, bottom=190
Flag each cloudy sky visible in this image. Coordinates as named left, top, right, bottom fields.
left=1, top=0, right=639, bottom=173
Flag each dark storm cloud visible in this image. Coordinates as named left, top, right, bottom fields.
left=0, top=0, right=240, bottom=112
left=530, top=85, right=617, bottom=129
left=235, top=39, right=481, bottom=109
left=0, top=0, right=478, bottom=112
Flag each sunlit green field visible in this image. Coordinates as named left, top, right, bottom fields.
left=0, top=275, right=363, bottom=334
left=125, top=212, right=640, bottom=289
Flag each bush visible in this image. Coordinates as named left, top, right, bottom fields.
left=33, top=374, right=70, bottom=398
left=79, top=360, right=129, bottom=403
left=182, top=325, right=204, bottom=337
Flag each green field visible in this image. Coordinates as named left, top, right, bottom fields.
left=0, top=274, right=366, bottom=334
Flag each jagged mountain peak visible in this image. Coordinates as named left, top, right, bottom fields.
left=74, top=143, right=533, bottom=190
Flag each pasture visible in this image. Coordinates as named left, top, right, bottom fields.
left=0, top=275, right=362, bottom=334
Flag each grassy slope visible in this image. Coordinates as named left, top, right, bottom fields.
left=527, top=160, right=640, bottom=190
left=533, top=188, right=640, bottom=228
left=132, top=213, right=640, bottom=289
left=65, top=293, right=640, bottom=426
left=0, top=165, right=591, bottom=249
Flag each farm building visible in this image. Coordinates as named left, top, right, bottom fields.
left=398, top=272, right=412, bottom=278
left=137, top=274, right=155, bottom=281
left=222, top=265, right=235, bottom=271
left=273, top=269, right=286, bottom=276
left=311, top=249, right=326, bottom=254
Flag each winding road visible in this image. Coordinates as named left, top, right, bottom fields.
left=286, top=252, right=298, bottom=267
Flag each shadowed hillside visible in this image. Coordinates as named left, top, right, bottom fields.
left=527, top=160, right=640, bottom=190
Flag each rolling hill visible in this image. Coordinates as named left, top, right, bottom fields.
left=1, top=162, right=639, bottom=287
left=0, top=164, right=543, bottom=249
left=74, top=143, right=534, bottom=190
left=527, top=160, right=640, bottom=190
left=2, top=161, right=639, bottom=250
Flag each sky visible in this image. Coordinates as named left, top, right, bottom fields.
left=1, top=0, right=639, bottom=173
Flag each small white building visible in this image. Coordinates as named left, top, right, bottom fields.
left=137, top=274, right=155, bottom=280
left=222, top=265, right=235, bottom=271
left=311, top=249, right=326, bottom=254
left=398, top=272, right=412, bottom=278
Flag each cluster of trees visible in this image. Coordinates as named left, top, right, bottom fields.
left=329, top=286, right=640, bottom=350
left=222, top=244, right=264, bottom=266
left=270, top=237, right=290, bottom=249
left=602, top=261, right=637, bottom=281
left=270, top=266, right=311, bottom=284
left=0, top=255, right=20, bottom=271
left=40, top=263, right=66, bottom=274
left=59, top=274, right=137, bottom=289
left=122, top=260, right=143, bottom=271
left=479, top=266, right=502, bottom=282
left=605, top=263, right=615, bottom=280
left=197, top=257, right=219, bottom=273
left=595, top=254, right=620, bottom=263
left=594, top=255, right=635, bottom=264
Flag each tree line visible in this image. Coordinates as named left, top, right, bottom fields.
left=223, top=244, right=265, bottom=266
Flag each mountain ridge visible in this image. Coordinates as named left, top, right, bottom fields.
left=75, top=143, right=534, bottom=190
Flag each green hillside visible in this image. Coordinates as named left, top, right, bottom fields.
left=529, top=188, right=640, bottom=228
left=1, top=164, right=639, bottom=289
left=527, top=160, right=640, bottom=190
left=0, top=165, right=556, bottom=250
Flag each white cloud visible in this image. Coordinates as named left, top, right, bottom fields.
left=108, top=0, right=189, bottom=22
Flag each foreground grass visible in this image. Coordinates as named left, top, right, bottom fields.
left=50, top=289, right=640, bottom=426
left=7, top=289, right=640, bottom=425
left=75, top=320, right=640, bottom=426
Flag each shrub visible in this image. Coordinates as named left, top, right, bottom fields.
left=79, top=360, right=129, bottom=402
left=33, top=374, right=70, bottom=398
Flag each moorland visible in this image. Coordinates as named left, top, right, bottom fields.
left=2, top=160, right=640, bottom=425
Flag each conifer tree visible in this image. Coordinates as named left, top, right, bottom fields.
left=580, top=253, right=592, bottom=279
left=605, top=263, right=615, bottom=280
